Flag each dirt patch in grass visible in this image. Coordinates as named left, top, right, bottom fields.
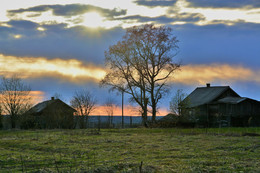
left=242, top=132, right=260, bottom=137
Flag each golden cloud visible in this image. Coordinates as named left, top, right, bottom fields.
left=0, top=54, right=106, bottom=82
left=172, top=64, right=259, bottom=85
left=0, top=90, right=45, bottom=107
left=30, top=91, right=45, bottom=104
left=1, top=54, right=259, bottom=85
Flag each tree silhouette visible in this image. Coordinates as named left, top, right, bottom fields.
left=70, top=89, right=97, bottom=128
left=101, top=24, right=180, bottom=124
left=0, top=75, right=32, bottom=128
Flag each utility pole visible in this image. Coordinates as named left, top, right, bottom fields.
left=122, top=90, right=124, bottom=128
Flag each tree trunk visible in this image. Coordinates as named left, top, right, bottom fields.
left=11, top=116, right=16, bottom=128
left=151, top=93, right=157, bottom=123
left=130, top=116, right=132, bottom=128
left=150, top=83, right=156, bottom=123
left=85, top=115, right=89, bottom=128
left=10, top=114, right=16, bottom=128
left=152, top=103, right=156, bottom=123
left=142, top=102, right=148, bottom=127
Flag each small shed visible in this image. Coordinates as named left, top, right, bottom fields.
left=180, top=84, right=260, bottom=127
left=24, top=97, right=76, bottom=129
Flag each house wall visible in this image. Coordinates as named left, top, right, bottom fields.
left=215, top=100, right=260, bottom=127
left=39, top=106, right=74, bottom=129
left=189, top=99, right=260, bottom=127
left=181, top=105, right=209, bottom=127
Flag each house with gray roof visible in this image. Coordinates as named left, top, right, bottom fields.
left=181, top=84, right=260, bottom=127
left=24, top=97, right=76, bottom=129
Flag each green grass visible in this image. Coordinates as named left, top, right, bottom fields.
left=0, top=128, right=260, bottom=172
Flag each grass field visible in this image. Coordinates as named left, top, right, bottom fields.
left=0, top=128, right=260, bottom=172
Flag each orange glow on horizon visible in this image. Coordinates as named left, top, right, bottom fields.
left=89, top=105, right=169, bottom=116
left=90, top=105, right=140, bottom=116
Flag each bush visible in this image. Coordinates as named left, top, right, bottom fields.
left=20, top=114, right=37, bottom=129
left=156, top=113, right=196, bottom=128
left=155, top=113, right=179, bottom=127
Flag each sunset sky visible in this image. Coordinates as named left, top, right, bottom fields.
left=1, top=0, right=260, bottom=116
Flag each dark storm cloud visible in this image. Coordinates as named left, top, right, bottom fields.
left=186, top=0, right=260, bottom=9
left=8, top=4, right=127, bottom=18
left=116, top=13, right=205, bottom=23
left=174, top=13, right=206, bottom=22
left=0, top=20, right=124, bottom=64
left=117, top=15, right=172, bottom=23
left=1, top=17, right=260, bottom=69
left=0, top=20, right=41, bottom=40
left=134, top=0, right=178, bottom=7
left=7, top=20, right=39, bottom=29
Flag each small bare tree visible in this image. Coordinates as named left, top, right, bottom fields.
left=169, top=89, right=187, bottom=115
left=70, top=89, right=97, bottom=128
left=0, top=75, right=32, bottom=128
left=104, top=98, right=117, bottom=128
left=52, top=92, right=64, bottom=100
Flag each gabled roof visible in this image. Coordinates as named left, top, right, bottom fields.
left=28, top=99, right=76, bottom=114
left=183, top=86, right=240, bottom=107
left=31, top=100, right=54, bottom=113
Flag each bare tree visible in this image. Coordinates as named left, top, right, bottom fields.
left=169, top=89, right=187, bottom=115
left=70, top=89, right=97, bottom=128
left=0, top=76, right=32, bottom=128
left=101, top=24, right=180, bottom=124
left=104, top=98, right=117, bottom=128
left=53, top=92, right=64, bottom=100
left=100, top=46, right=149, bottom=125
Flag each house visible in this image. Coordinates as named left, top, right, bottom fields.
left=180, top=84, right=260, bottom=127
left=23, top=97, right=76, bottom=129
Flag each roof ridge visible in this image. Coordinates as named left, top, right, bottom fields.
left=197, top=86, right=230, bottom=89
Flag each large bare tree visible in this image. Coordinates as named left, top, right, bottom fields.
left=70, top=89, right=96, bottom=128
left=101, top=42, right=150, bottom=125
left=101, top=24, right=180, bottom=124
left=0, top=76, right=32, bottom=128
